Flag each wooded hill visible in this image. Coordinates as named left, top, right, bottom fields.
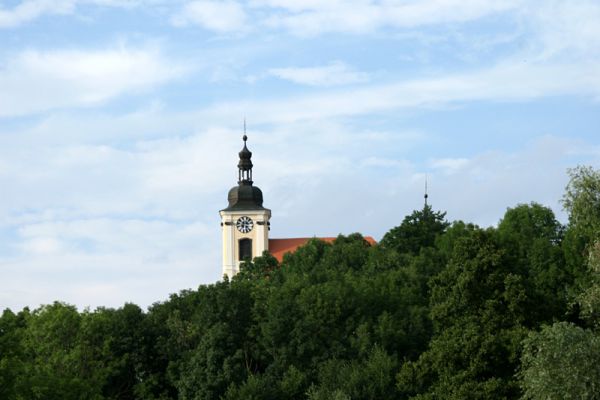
left=1, top=166, right=600, bottom=400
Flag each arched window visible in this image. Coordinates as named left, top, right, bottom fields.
left=239, top=238, right=252, bottom=261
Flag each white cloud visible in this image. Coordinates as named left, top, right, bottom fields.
left=0, top=46, right=184, bottom=117
left=166, top=0, right=526, bottom=37
left=523, top=0, right=600, bottom=61
left=360, top=157, right=411, bottom=169
left=0, top=126, right=237, bottom=224
left=268, top=61, right=369, bottom=86
left=0, top=0, right=149, bottom=28
left=197, top=60, right=600, bottom=125
left=259, top=0, right=522, bottom=36
left=1, top=217, right=218, bottom=310
left=82, top=0, right=147, bottom=7
left=20, top=237, right=63, bottom=254
left=425, top=136, right=588, bottom=227
left=171, top=0, right=247, bottom=32
left=430, top=157, right=470, bottom=174
left=0, top=0, right=75, bottom=28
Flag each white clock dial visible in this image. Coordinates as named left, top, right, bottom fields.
left=236, top=216, right=254, bottom=233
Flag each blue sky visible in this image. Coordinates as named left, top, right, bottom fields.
left=1, top=0, right=599, bottom=311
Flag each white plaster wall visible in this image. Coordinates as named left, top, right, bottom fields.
left=219, top=209, right=271, bottom=279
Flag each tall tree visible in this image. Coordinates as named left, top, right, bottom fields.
left=16, top=302, right=100, bottom=400
left=397, top=228, right=528, bottom=399
left=0, top=308, right=28, bottom=400
left=497, top=203, right=568, bottom=322
left=519, top=166, right=600, bottom=400
left=380, top=205, right=449, bottom=256
left=562, top=166, right=600, bottom=284
left=562, top=166, right=600, bottom=241
left=519, top=322, right=600, bottom=400
left=579, top=241, right=600, bottom=327
left=175, top=280, right=255, bottom=400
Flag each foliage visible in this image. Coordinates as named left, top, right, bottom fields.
left=579, top=241, right=600, bottom=327
left=1, top=166, right=599, bottom=399
left=519, top=322, right=600, bottom=400
left=397, top=228, right=528, bottom=399
left=562, top=166, right=600, bottom=285
left=0, top=308, right=28, bottom=400
left=562, top=166, right=600, bottom=241
left=497, top=203, right=568, bottom=322
left=380, top=204, right=450, bottom=256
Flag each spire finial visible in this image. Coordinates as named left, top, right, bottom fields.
left=243, top=118, right=247, bottom=142
left=424, top=174, right=429, bottom=207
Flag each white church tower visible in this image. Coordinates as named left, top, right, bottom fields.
left=219, top=134, right=271, bottom=279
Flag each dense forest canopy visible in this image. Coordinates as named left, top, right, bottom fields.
left=2, top=166, right=600, bottom=400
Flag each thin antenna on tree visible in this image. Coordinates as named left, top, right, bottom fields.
left=424, top=174, right=429, bottom=207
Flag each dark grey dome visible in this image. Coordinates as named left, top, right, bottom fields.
left=223, top=183, right=265, bottom=211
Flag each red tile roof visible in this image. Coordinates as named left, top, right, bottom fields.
left=268, top=236, right=377, bottom=262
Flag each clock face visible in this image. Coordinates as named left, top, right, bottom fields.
left=236, top=216, right=254, bottom=233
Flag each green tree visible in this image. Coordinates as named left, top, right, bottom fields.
left=16, top=302, right=102, bottom=400
left=175, top=280, right=255, bottom=400
left=497, top=203, right=568, bottom=322
left=579, top=241, right=600, bottom=327
left=0, top=308, right=28, bottom=399
left=79, top=303, right=149, bottom=400
left=381, top=205, right=450, bottom=256
left=562, top=166, right=600, bottom=285
left=514, top=168, right=600, bottom=400
left=307, top=346, right=398, bottom=400
left=222, top=373, right=282, bottom=400
left=562, top=166, right=600, bottom=241
left=254, top=234, right=427, bottom=398
left=519, top=322, right=600, bottom=400
left=238, top=250, right=280, bottom=280
left=397, top=229, right=527, bottom=399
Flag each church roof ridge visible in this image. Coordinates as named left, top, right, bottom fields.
left=268, top=236, right=377, bottom=262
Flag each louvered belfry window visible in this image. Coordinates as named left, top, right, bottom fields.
left=239, top=238, right=252, bottom=261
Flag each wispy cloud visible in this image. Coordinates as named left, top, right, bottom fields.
left=1, top=217, right=217, bottom=310
left=165, top=0, right=525, bottom=37
left=198, top=60, right=600, bottom=125
left=268, top=61, right=369, bottom=87
left=0, top=0, right=75, bottom=28
left=430, top=157, right=470, bottom=174
left=171, top=0, right=247, bottom=33
left=524, top=0, right=600, bottom=61
left=259, top=0, right=522, bottom=36
left=0, top=0, right=150, bottom=28
left=0, top=46, right=184, bottom=117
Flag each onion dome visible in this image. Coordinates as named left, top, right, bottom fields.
left=238, top=134, right=253, bottom=174
left=225, top=184, right=265, bottom=211
left=222, top=135, right=268, bottom=211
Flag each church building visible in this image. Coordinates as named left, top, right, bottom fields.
left=220, top=135, right=375, bottom=278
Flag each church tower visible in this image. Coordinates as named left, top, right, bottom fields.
left=219, top=135, right=271, bottom=278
